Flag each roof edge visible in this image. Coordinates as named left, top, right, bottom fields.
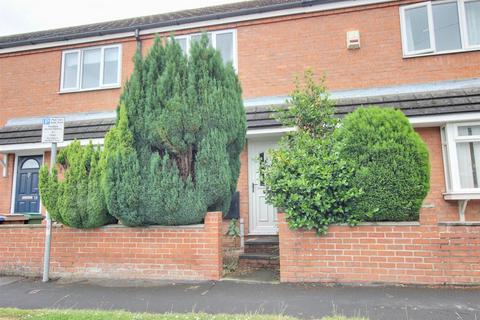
left=0, top=0, right=392, bottom=53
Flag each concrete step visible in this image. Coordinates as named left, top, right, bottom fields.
left=244, top=236, right=279, bottom=245
left=238, top=252, right=279, bottom=270
left=244, top=236, right=279, bottom=254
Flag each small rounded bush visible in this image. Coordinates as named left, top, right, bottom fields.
left=261, top=71, right=362, bottom=234
left=336, top=107, right=430, bottom=221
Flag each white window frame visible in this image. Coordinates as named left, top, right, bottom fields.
left=174, top=29, right=238, bottom=71
left=461, top=0, right=480, bottom=49
left=60, top=44, right=122, bottom=93
left=443, top=121, right=480, bottom=194
left=400, top=0, right=480, bottom=57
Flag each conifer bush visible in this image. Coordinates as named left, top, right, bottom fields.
left=260, top=72, right=362, bottom=234
left=102, top=35, right=246, bottom=226
left=39, top=141, right=115, bottom=228
left=336, top=107, right=430, bottom=221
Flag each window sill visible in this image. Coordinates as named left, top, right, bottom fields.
left=403, top=47, right=480, bottom=59
left=58, top=85, right=121, bottom=94
left=443, top=192, right=480, bottom=200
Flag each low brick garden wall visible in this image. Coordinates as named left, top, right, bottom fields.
left=0, top=211, right=223, bottom=281
left=279, top=213, right=480, bottom=285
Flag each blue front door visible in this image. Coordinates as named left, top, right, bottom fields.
left=14, top=156, right=42, bottom=213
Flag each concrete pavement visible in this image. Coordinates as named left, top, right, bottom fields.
left=0, top=277, right=479, bottom=319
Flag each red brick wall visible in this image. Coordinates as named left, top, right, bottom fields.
left=0, top=211, right=223, bottom=281
left=278, top=127, right=480, bottom=285
left=279, top=215, right=480, bottom=285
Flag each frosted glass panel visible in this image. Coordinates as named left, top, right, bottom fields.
left=81, top=48, right=101, bottom=89
left=216, top=32, right=233, bottom=64
left=433, top=2, right=462, bottom=51
left=457, top=142, right=480, bottom=188
left=63, top=52, right=78, bottom=89
left=466, top=0, right=480, bottom=46
left=21, top=159, right=39, bottom=169
left=103, top=47, right=119, bottom=85
left=404, top=5, right=431, bottom=52
left=458, top=125, right=480, bottom=136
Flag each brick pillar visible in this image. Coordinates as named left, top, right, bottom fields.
left=204, top=211, right=223, bottom=280
left=277, top=212, right=293, bottom=283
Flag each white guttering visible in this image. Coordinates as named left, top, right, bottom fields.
left=246, top=127, right=294, bottom=137
left=0, top=32, right=134, bottom=55
left=0, top=139, right=104, bottom=153
left=0, top=0, right=392, bottom=55
left=409, top=112, right=480, bottom=127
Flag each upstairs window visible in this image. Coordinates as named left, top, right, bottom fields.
left=400, top=0, right=480, bottom=56
left=61, top=44, right=121, bottom=92
left=175, top=30, right=237, bottom=69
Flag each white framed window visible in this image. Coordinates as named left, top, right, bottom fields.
left=443, top=122, right=480, bottom=194
left=174, top=29, right=237, bottom=70
left=400, top=0, right=480, bottom=57
left=60, top=44, right=122, bottom=92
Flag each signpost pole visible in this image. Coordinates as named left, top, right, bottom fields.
left=42, top=142, right=56, bottom=282
left=41, top=118, right=63, bottom=283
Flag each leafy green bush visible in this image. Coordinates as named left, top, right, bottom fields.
left=102, top=35, right=246, bottom=226
left=260, top=71, right=361, bottom=234
left=39, top=141, right=115, bottom=228
left=336, top=107, right=430, bottom=221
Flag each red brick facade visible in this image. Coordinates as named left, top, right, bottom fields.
left=0, top=211, right=223, bottom=281
left=2, top=1, right=480, bottom=126
left=2, top=0, right=480, bottom=221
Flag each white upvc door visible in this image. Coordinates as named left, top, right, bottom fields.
left=248, top=138, right=279, bottom=235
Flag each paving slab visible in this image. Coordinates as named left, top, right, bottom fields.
left=0, top=277, right=21, bottom=287
left=0, top=277, right=479, bottom=320
left=223, top=269, right=279, bottom=283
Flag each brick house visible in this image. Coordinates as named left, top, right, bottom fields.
left=1, top=0, right=480, bottom=279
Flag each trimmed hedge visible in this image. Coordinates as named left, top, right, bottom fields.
left=102, top=35, right=246, bottom=226
left=336, top=107, right=430, bottom=221
left=39, top=141, right=115, bottom=228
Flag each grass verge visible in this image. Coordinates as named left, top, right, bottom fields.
left=0, top=308, right=367, bottom=320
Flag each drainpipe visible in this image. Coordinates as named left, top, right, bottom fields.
left=239, top=218, right=245, bottom=249
left=135, top=29, right=142, bottom=54
left=42, top=143, right=56, bottom=282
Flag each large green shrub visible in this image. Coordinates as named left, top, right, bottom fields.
left=102, top=35, right=246, bottom=226
left=260, top=72, right=361, bottom=234
left=336, top=107, right=430, bottom=221
left=39, top=141, right=115, bottom=228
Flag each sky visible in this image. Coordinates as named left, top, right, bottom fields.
left=0, top=0, right=237, bottom=37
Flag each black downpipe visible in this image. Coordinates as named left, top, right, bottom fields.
left=135, top=28, right=141, bottom=54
